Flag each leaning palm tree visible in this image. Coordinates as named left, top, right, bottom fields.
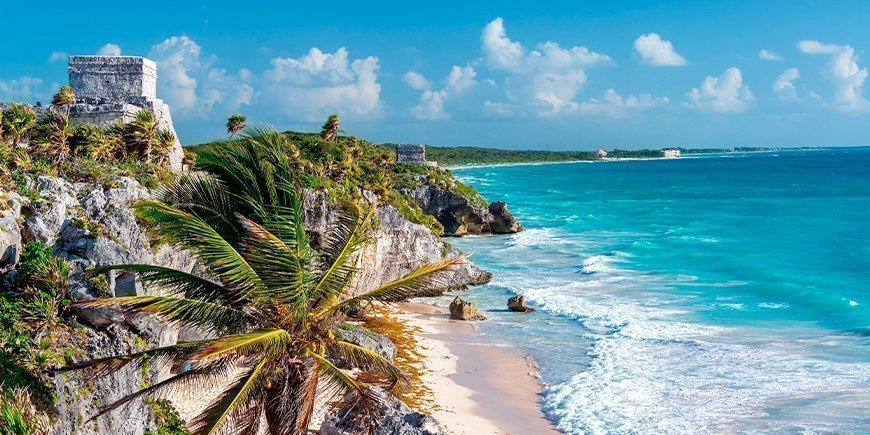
left=32, top=109, right=72, bottom=164
left=320, top=114, right=340, bottom=142
left=51, top=85, right=76, bottom=115
left=59, top=127, right=463, bottom=434
left=226, top=114, right=246, bottom=137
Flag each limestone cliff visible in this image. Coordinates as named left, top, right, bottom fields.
left=0, top=174, right=490, bottom=434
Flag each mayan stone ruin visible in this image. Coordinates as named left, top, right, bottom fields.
left=68, top=55, right=184, bottom=170
left=396, top=144, right=428, bottom=165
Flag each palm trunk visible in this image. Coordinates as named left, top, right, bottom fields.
left=265, top=358, right=319, bottom=435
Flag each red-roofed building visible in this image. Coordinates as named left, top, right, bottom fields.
left=595, top=149, right=608, bottom=160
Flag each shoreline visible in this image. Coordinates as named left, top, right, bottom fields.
left=444, top=147, right=831, bottom=171
left=394, top=302, right=558, bottom=435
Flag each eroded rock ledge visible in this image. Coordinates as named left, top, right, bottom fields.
left=406, top=184, right=523, bottom=237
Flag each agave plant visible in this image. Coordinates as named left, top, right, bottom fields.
left=226, top=114, right=246, bottom=137
left=60, top=127, right=463, bottom=434
left=320, top=114, right=340, bottom=143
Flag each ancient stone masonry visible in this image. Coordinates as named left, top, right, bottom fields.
left=68, top=55, right=184, bottom=170
left=396, top=144, right=431, bottom=165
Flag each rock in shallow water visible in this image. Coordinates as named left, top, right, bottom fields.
left=507, top=295, right=534, bottom=313
left=449, top=296, right=486, bottom=321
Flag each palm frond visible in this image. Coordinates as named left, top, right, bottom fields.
left=329, top=256, right=466, bottom=314
left=89, top=264, right=245, bottom=305
left=310, top=202, right=373, bottom=302
left=73, top=296, right=253, bottom=334
left=55, top=340, right=209, bottom=376
left=236, top=215, right=312, bottom=311
left=153, top=174, right=242, bottom=243
left=264, top=357, right=319, bottom=435
left=133, top=200, right=266, bottom=301
left=87, top=359, right=234, bottom=421
left=327, top=341, right=409, bottom=393
left=191, top=329, right=293, bottom=362
left=188, top=356, right=273, bottom=435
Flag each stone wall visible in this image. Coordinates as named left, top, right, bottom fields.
left=396, top=144, right=427, bottom=165
left=69, top=56, right=157, bottom=101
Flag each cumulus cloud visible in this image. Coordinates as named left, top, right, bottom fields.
left=262, top=47, right=381, bottom=121
left=48, top=52, right=68, bottom=63
left=148, top=36, right=254, bottom=117
left=773, top=67, right=800, bottom=100
left=405, top=65, right=477, bottom=120
left=798, top=40, right=868, bottom=111
left=686, top=67, right=753, bottom=112
left=575, top=89, right=669, bottom=117
left=633, top=33, right=687, bottom=66
left=0, top=76, right=53, bottom=102
left=98, top=43, right=122, bottom=56
left=759, top=49, right=782, bottom=61
left=481, top=17, right=612, bottom=114
left=402, top=72, right=431, bottom=91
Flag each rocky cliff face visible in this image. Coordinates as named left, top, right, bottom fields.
left=303, top=191, right=491, bottom=295
left=406, top=184, right=523, bottom=237
left=0, top=175, right=492, bottom=434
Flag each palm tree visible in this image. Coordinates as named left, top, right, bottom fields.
left=32, top=109, right=72, bottom=164
left=1, top=104, right=37, bottom=146
left=51, top=86, right=76, bottom=115
left=320, top=114, right=340, bottom=143
left=225, top=114, right=246, bottom=137
left=59, top=127, right=463, bottom=434
left=124, top=109, right=159, bottom=161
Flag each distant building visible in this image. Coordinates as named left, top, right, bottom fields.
left=595, top=149, right=608, bottom=160
left=396, top=144, right=437, bottom=166
left=662, top=147, right=681, bottom=158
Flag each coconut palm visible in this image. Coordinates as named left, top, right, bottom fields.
left=320, top=114, right=340, bottom=143
left=51, top=86, right=76, bottom=114
left=59, top=127, right=463, bottom=434
left=226, top=114, right=246, bottom=137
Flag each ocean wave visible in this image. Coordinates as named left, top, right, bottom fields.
left=519, top=289, right=870, bottom=434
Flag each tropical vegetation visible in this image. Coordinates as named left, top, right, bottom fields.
left=225, top=114, right=246, bottom=137
left=59, top=127, right=465, bottom=434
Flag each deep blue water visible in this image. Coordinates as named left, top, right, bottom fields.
left=441, top=149, right=870, bottom=433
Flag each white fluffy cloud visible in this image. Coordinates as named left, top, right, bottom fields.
left=97, top=43, right=122, bottom=56
left=798, top=40, right=868, bottom=111
left=148, top=36, right=254, bottom=117
left=759, top=49, right=782, bottom=61
left=686, top=67, right=753, bottom=112
left=481, top=18, right=612, bottom=114
left=405, top=65, right=477, bottom=120
left=262, top=47, right=381, bottom=121
left=0, top=76, right=53, bottom=102
left=633, top=33, right=687, bottom=66
left=575, top=89, right=669, bottom=117
left=773, top=67, right=800, bottom=100
left=48, top=52, right=68, bottom=63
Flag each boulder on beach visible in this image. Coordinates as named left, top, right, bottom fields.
left=507, top=295, right=534, bottom=313
left=449, top=296, right=486, bottom=321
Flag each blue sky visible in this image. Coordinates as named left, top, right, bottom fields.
left=3, top=0, right=870, bottom=149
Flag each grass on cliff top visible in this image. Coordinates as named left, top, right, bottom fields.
left=190, top=129, right=487, bottom=233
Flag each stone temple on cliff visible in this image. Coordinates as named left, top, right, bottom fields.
left=68, top=55, right=183, bottom=169
left=396, top=144, right=437, bottom=166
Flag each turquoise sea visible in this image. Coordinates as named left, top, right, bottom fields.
left=443, top=148, right=870, bottom=433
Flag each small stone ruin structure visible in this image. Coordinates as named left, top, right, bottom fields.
left=396, top=144, right=436, bottom=166
left=69, top=55, right=183, bottom=170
